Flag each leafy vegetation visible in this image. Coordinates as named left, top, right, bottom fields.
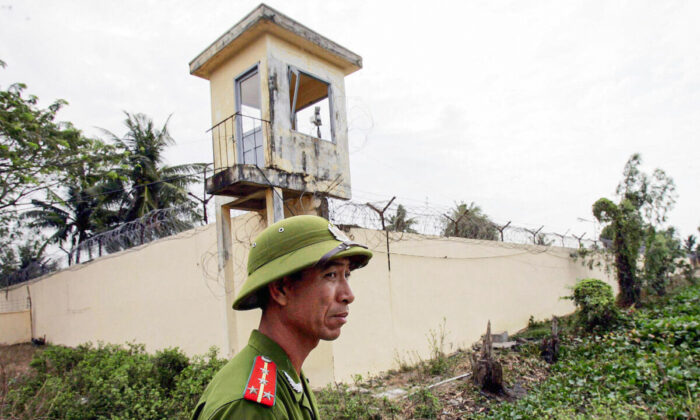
left=1, top=343, right=225, bottom=420
left=386, top=204, right=418, bottom=233
left=480, top=284, right=700, bottom=419
left=1, top=63, right=205, bottom=285
left=570, top=278, right=620, bottom=331
left=0, top=64, right=96, bottom=251
left=442, top=201, right=499, bottom=240
left=100, top=112, right=204, bottom=223
left=588, top=153, right=680, bottom=306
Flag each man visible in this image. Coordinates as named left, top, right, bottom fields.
left=191, top=215, right=373, bottom=419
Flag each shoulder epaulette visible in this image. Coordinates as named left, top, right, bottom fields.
left=243, top=356, right=277, bottom=407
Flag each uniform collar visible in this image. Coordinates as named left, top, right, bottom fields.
left=248, top=330, right=306, bottom=403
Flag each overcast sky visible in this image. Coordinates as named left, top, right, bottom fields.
left=1, top=0, right=698, bottom=239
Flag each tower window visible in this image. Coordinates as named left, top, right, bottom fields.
left=289, top=68, right=333, bottom=141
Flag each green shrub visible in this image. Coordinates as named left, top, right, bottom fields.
left=572, top=278, right=620, bottom=331
left=1, top=343, right=226, bottom=420
left=410, top=388, right=441, bottom=419
left=153, top=347, right=190, bottom=392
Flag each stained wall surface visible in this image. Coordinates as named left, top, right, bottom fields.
left=0, top=310, right=31, bottom=345
left=1, top=224, right=229, bottom=357
left=0, top=215, right=614, bottom=387
left=331, top=229, right=615, bottom=382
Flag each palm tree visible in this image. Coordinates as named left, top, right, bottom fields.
left=22, top=139, right=119, bottom=264
left=0, top=239, right=57, bottom=287
left=386, top=204, right=418, bottom=233
left=23, top=187, right=104, bottom=264
left=442, top=202, right=498, bottom=240
left=102, top=112, right=204, bottom=225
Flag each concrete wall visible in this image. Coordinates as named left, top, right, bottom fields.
left=0, top=214, right=613, bottom=387
left=1, top=224, right=229, bottom=357
left=331, top=229, right=614, bottom=382
left=0, top=310, right=31, bottom=345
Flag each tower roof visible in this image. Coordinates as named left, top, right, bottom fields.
left=189, top=3, right=362, bottom=79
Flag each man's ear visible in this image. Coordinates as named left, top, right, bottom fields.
left=267, top=278, right=290, bottom=307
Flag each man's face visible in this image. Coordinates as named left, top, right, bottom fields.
left=283, top=257, right=355, bottom=342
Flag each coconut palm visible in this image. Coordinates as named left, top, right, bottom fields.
left=442, top=202, right=498, bottom=240
left=23, top=186, right=106, bottom=264
left=386, top=204, right=418, bottom=233
left=102, top=112, right=204, bottom=225
left=22, top=139, right=120, bottom=264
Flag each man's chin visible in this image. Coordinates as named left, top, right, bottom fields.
left=320, top=329, right=342, bottom=341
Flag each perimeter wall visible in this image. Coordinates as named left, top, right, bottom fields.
left=1, top=212, right=614, bottom=386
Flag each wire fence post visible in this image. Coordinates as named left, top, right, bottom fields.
left=496, top=221, right=511, bottom=242
left=525, top=225, right=544, bottom=244
left=573, top=232, right=587, bottom=248
left=443, top=211, right=468, bottom=237
left=553, top=229, right=570, bottom=247
left=367, top=196, right=396, bottom=272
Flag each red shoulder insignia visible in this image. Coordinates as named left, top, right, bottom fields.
left=243, top=356, right=277, bottom=407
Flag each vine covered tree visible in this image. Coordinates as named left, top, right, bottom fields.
left=592, top=154, right=677, bottom=306
left=442, top=202, right=498, bottom=240
left=643, top=227, right=683, bottom=296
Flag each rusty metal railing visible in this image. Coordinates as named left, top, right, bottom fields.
left=207, top=113, right=270, bottom=174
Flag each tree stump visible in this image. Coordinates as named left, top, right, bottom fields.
left=540, top=316, right=560, bottom=364
left=470, top=320, right=504, bottom=393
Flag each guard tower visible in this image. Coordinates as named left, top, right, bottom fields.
left=190, top=3, right=362, bottom=224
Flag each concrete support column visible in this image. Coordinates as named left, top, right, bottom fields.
left=215, top=195, right=239, bottom=356
left=265, top=187, right=284, bottom=225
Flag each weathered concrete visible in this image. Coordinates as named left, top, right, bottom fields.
left=0, top=310, right=31, bottom=345
left=190, top=4, right=362, bottom=79
left=195, top=5, right=357, bottom=207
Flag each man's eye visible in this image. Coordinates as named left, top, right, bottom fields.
left=324, top=272, right=337, bottom=278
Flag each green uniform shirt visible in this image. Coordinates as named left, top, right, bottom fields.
left=191, top=330, right=320, bottom=420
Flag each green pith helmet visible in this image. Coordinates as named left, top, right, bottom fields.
left=233, top=215, right=373, bottom=310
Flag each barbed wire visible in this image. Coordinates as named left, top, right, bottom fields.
left=327, top=197, right=604, bottom=250
left=2, top=193, right=613, bottom=293
left=1, top=204, right=200, bottom=290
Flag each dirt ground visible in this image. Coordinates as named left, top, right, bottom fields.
left=0, top=343, right=39, bottom=394
left=343, top=343, right=552, bottom=419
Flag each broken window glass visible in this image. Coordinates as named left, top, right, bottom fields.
left=289, top=69, right=333, bottom=141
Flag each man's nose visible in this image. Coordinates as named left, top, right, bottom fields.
left=338, top=277, right=355, bottom=304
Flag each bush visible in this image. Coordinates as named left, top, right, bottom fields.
left=153, top=348, right=190, bottom=392
left=409, top=388, right=441, bottom=419
left=572, top=278, right=620, bottom=331
left=1, top=343, right=226, bottom=420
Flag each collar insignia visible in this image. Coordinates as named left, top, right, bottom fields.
left=283, top=370, right=303, bottom=394
left=244, top=356, right=277, bottom=407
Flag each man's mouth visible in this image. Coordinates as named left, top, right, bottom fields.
left=331, top=312, right=349, bottom=323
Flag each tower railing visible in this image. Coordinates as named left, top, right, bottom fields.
left=208, top=113, right=270, bottom=174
